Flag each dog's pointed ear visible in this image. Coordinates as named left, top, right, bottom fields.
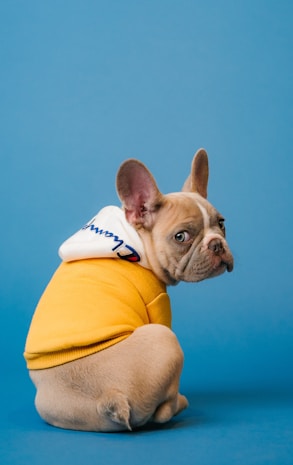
left=116, top=159, right=163, bottom=228
left=182, top=148, right=209, bottom=198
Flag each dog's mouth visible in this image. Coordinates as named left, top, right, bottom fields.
left=220, top=258, right=234, bottom=273
left=211, top=257, right=234, bottom=277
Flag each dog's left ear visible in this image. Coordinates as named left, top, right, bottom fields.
left=182, top=148, right=209, bottom=198
left=116, top=159, right=163, bottom=228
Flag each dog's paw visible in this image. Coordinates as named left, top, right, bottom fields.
left=97, top=389, right=132, bottom=431
left=153, top=393, right=189, bottom=423
left=176, top=393, right=189, bottom=414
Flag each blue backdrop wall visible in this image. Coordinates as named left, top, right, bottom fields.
left=1, top=1, right=292, bottom=402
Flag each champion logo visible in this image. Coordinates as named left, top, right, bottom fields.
left=82, top=219, right=141, bottom=263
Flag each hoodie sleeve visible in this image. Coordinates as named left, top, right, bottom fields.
left=146, top=293, right=172, bottom=328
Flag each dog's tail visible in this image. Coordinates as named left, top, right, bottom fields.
left=97, top=389, right=132, bottom=431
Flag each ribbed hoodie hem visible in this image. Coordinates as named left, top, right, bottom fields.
left=24, top=333, right=130, bottom=370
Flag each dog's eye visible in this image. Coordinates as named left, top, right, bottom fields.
left=218, top=219, right=225, bottom=230
left=175, top=231, right=190, bottom=243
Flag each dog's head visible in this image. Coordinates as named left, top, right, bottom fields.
left=116, top=149, right=233, bottom=285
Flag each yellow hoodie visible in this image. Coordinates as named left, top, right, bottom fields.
left=24, top=258, right=171, bottom=370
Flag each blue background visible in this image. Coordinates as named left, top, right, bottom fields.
left=1, top=1, right=292, bottom=464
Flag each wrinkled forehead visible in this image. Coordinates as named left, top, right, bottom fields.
left=163, top=192, right=220, bottom=227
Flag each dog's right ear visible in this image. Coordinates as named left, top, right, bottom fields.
left=116, top=159, right=163, bottom=228
left=182, top=148, right=209, bottom=198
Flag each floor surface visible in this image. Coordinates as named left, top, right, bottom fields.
left=1, top=369, right=293, bottom=465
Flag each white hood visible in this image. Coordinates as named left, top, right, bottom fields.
left=58, top=206, right=150, bottom=269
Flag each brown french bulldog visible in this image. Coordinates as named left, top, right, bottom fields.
left=24, top=149, right=233, bottom=432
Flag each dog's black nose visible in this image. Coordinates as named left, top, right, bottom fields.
left=208, top=238, right=224, bottom=255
